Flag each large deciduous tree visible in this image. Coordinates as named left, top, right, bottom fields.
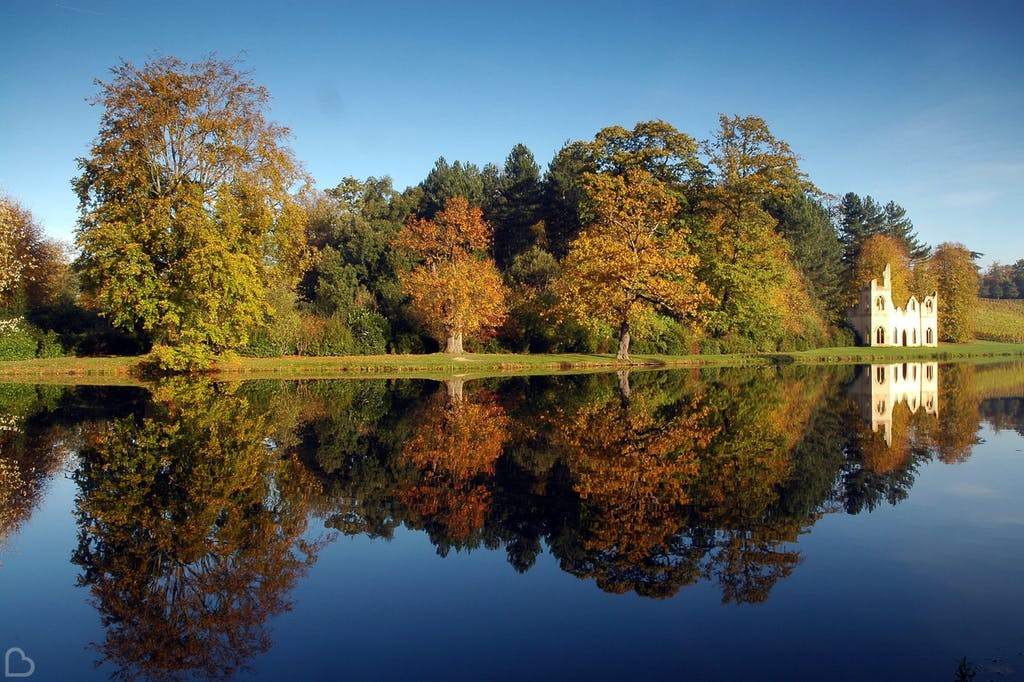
left=73, top=56, right=309, bottom=367
left=393, top=196, right=507, bottom=353
left=696, top=114, right=822, bottom=348
left=557, top=169, right=711, bottom=360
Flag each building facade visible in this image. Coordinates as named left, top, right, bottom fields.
left=847, top=264, right=938, bottom=347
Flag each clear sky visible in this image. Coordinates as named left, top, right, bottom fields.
left=2, top=0, right=1022, bottom=266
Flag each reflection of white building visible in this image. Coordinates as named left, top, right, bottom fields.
left=847, top=264, right=938, bottom=347
left=849, top=362, right=939, bottom=446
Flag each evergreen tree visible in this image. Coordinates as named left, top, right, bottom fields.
left=882, top=200, right=930, bottom=260
left=418, top=157, right=486, bottom=218
left=491, top=144, right=544, bottom=268
left=766, top=193, right=845, bottom=324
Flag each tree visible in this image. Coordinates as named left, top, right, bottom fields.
left=557, top=169, right=712, bottom=360
left=0, top=195, right=70, bottom=313
left=839, top=193, right=886, bottom=271
left=851, top=234, right=913, bottom=306
left=392, top=196, right=507, bottom=353
left=930, top=242, right=979, bottom=343
left=418, top=157, right=487, bottom=219
left=696, top=114, right=819, bottom=347
left=883, top=200, right=930, bottom=260
left=490, top=144, right=544, bottom=267
left=766, top=193, right=845, bottom=324
left=73, top=56, right=309, bottom=367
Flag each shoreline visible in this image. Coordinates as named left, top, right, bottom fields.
left=1, top=341, right=1023, bottom=385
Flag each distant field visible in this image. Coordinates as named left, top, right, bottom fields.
left=975, top=298, right=1024, bottom=342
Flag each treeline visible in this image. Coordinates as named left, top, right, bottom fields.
left=979, top=260, right=1024, bottom=299
left=0, top=56, right=983, bottom=368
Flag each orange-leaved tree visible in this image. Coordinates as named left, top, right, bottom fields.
left=556, top=168, right=712, bottom=360
left=393, top=196, right=507, bottom=353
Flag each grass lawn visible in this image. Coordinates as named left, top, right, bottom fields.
left=1, top=341, right=1023, bottom=384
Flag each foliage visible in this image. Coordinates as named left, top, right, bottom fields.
left=557, top=169, right=712, bottom=359
left=852, top=234, right=914, bottom=306
left=73, top=55, right=310, bottom=367
left=695, top=115, right=820, bottom=348
left=0, top=195, right=71, bottom=314
left=490, top=144, right=545, bottom=267
left=0, top=317, right=64, bottom=360
left=931, top=242, right=979, bottom=343
left=978, top=259, right=1024, bottom=299
left=71, top=379, right=323, bottom=680
left=393, top=197, right=508, bottom=353
left=767, top=192, right=846, bottom=325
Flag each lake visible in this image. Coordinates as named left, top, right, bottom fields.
left=1, top=362, right=1022, bottom=681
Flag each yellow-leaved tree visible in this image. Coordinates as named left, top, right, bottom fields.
left=556, top=168, right=712, bottom=360
left=392, top=196, right=507, bottom=353
left=73, top=56, right=310, bottom=369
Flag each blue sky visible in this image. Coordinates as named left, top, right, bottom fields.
left=2, top=0, right=1022, bottom=266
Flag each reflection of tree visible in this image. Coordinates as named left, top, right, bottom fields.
left=934, top=363, right=981, bottom=463
left=554, top=376, right=713, bottom=569
left=72, top=379, right=323, bottom=681
left=545, top=370, right=824, bottom=602
left=398, top=381, right=509, bottom=547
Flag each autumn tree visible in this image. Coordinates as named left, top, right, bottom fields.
left=0, top=195, right=70, bottom=313
left=393, top=196, right=507, bottom=353
left=851, top=234, right=914, bottom=306
left=930, top=242, right=979, bottom=343
left=557, top=169, right=712, bottom=360
left=73, top=56, right=310, bottom=368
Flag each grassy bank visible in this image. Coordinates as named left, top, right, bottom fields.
left=1, top=341, right=1023, bottom=384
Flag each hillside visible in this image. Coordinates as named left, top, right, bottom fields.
left=976, top=298, right=1024, bottom=342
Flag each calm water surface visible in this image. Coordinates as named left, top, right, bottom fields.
left=1, top=362, right=1022, bottom=681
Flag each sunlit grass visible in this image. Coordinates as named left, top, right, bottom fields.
left=976, top=298, right=1024, bottom=342
left=1, top=341, right=1023, bottom=384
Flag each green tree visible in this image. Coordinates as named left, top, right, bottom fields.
left=930, top=242, right=979, bottom=343
left=73, top=56, right=309, bottom=368
left=767, top=192, right=846, bottom=324
left=883, top=200, right=930, bottom=260
left=418, top=157, right=487, bottom=219
left=696, top=114, right=819, bottom=348
left=490, top=144, right=544, bottom=267
left=541, top=141, right=589, bottom=258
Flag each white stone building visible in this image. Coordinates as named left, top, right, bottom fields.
left=847, top=264, right=938, bottom=347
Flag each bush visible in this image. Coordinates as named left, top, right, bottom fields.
left=0, top=318, right=66, bottom=360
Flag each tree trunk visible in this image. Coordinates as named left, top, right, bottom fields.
left=444, top=330, right=463, bottom=354
left=444, top=377, right=465, bottom=402
left=616, top=320, right=630, bottom=360
left=616, top=369, right=631, bottom=406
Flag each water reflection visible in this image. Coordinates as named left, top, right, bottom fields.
left=3, top=362, right=1024, bottom=679
left=70, top=379, right=325, bottom=681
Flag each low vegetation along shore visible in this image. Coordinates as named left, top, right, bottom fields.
left=1, top=341, right=1022, bottom=385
